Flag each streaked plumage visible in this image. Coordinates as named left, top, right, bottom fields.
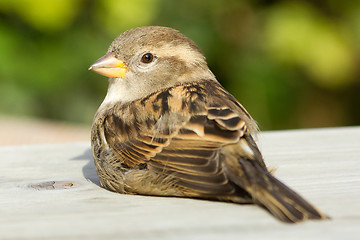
left=89, top=26, right=328, bottom=223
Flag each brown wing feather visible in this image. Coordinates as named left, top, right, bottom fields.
left=100, top=81, right=254, bottom=198
left=95, top=80, right=327, bottom=222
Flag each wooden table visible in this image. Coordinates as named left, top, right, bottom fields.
left=1, top=127, right=359, bottom=239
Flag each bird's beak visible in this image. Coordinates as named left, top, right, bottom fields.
left=88, top=53, right=127, bottom=78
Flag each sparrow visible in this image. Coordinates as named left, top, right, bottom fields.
left=89, top=26, right=328, bottom=223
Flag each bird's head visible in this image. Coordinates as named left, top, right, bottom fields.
left=89, top=26, right=215, bottom=103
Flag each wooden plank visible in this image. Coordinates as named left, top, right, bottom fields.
left=0, top=127, right=359, bottom=239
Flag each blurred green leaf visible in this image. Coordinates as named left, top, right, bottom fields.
left=12, top=0, right=82, bottom=32
left=95, top=0, right=160, bottom=36
left=264, top=2, right=356, bottom=89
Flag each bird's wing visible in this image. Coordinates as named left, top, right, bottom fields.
left=102, top=81, right=265, bottom=198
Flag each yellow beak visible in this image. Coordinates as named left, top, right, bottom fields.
left=88, top=53, right=127, bottom=78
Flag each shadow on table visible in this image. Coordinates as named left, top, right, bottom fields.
left=71, top=148, right=101, bottom=187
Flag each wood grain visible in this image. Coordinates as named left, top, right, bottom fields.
left=1, top=127, right=359, bottom=239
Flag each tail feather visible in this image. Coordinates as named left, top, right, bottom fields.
left=236, top=158, right=329, bottom=223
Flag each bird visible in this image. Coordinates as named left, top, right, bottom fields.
left=89, top=26, right=328, bottom=223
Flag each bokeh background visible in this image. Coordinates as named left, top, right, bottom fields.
left=0, top=0, right=359, bottom=137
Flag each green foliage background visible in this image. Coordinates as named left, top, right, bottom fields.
left=0, top=0, right=359, bottom=130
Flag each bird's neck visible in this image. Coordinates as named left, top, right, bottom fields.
left=100, top=68, right=217, bottom=107
left=100, top=78, right=141, bottom=106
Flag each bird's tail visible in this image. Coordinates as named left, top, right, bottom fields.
left=235, top=158, right=329, bottom=223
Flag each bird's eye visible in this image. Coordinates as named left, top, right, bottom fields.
left=141, top=53, right=154, bottom=63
